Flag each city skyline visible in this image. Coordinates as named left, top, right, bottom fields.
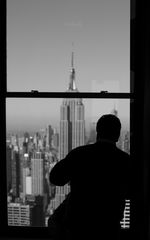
left=6, top=98, right=130, bottom=133
left=6, top=48, right=130, bottom=133
left=6, top=88, right=130, bottom=228
left=6, top=0, right=131, bottom=229
left=6, top=67, right=130, bottom=228
left=6, top=102, right=130, bottom=228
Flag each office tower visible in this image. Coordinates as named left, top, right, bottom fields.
left=11, top=146, right=20, bottom=198
left=18, top=136, right=24, bottom=149
left=50, top=52, right=85, bottom=212
left=60, top=51, right=85, bottom=159
left=25, top=195, right=45, bottom=227
left=123, top=131, right=130, bottom=154
left=46, top=125, right=54, bottom=150
left=33, top=132, right=44, bottom=151
left=88, top=122, right=97, bottom=144
left=23, top=167, right=31, bottom=196
left=20, top=152, right=29, bottom=196
left=23, top=132, right=30, bottom=154
left=6, top=145, right=12, bottom=193
left=52, top=128, right=59, bottom=150
left=31, top=152, right=44, bottom=196
left=10, top=134, right=18, bottom=147
left=33, top=132, right=40, bottom=150
left=8, top=203, right=31, bottom=226
left=8, top=200, right=45, bottom=227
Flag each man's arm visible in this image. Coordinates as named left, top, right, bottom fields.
left=49, top=152, right=72, bottom=186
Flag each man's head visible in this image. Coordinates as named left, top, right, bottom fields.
left=96, top=114, right=121, bottom=143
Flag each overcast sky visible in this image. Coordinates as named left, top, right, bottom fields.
left=7, top=0, right=130, bottom=132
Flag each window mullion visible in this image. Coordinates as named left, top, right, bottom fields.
left=6, top=92, right=133, bottom=99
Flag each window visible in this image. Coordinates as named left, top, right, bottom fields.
left=6, top=98, right=131, bottom=231
left=0, top=0, right=136, bottom=239
left=7, top=0, right=130, bottom=93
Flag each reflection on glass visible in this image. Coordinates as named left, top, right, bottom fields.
left=7, top=0, right=130, bottom=92
left=6, top=98, right=130, bottom=228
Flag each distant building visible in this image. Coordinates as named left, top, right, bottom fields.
left=8, top=199, right=45, bottom=227
left=21, top=153, right=30, bottom=196
left=31, top=152, right=44, bottom=196
left=23, top=132, right=30, bottom=154
left=8, top=203, right=31, bottom=226
left=11, top=147, right=20, bottom=198
left=46, top=125, right=54, bottom=150
left=123, top=131, right=130, bottom=154
left=23, top=170, right=32, bottom=196
left=52, top=128, right=59, bottom=150
left=6, top=145, right=12, bottom=192
left=25, top=195, right=45, bottom=226
left=50, top=52, right=85, bottom=211
left=60, top=51, right=85, bottom=159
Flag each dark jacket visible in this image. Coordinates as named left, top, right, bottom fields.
left=50, top=140, right=130, bottom=239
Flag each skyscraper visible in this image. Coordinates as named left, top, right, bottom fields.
left=8, top=199, right=45, bottom=227
left=6, top=145, right=12, bottom=193
left=31, top=152, right=44, bottom=196
left=11, top=146, right=20, bottom=198
left=50, top=52, right=85, bottom=211
left=60, top=51, right=85, bottom=159
left=8, top=203, right=31, bottom=226
left=46, top=125, right=54, bottom=150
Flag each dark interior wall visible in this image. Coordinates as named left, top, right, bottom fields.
left=133, top=0, right=150, bottom=239
left=142, top=7, right=150, bottom=240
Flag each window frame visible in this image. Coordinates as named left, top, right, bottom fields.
left=1, top=93, right=133, bottom=239
left=1, top=0, right=145, bottom=239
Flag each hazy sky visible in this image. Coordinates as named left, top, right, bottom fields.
left=6, top=98, right=130, bottom=133
left=7, top=0, right=130, bottom=92
left=7, top=0, right=130, bottom=131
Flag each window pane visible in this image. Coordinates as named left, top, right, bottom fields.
left=7, top=0, right=130, bottom=92
left=6, top=98, right=130, bottom=228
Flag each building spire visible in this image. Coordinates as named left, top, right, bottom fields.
left=111, top=102, right=118, bottom=116
left=68, top=44, right=77, bottom=91
left=71, top=50, right=74, bottom=69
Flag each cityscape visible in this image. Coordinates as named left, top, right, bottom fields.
left=6, top=55, right=130, bottom=229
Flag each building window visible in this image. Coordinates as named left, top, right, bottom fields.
left=0, top=0, right=133, bottom=238
left=6, top=98, right=131, bottom=228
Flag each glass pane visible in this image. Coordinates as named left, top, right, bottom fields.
left=7, top=0, right=130, bottom=92
left=6, top=98, right=130, bottom=228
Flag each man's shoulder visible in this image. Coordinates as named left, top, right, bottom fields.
left=116, top=146, right=130, bottom=158
left=70, top=143, right=95, bottom=155
left=115, top=147, right=130, bottom=168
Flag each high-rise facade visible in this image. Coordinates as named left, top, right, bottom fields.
left=46, top=125, right=54, bottom=150
left=8, top=200, right=45, bottom=226
left=6, top=145, right=12, bottom=192
left=8, top=203, right=31, bottom=226
left=31, top=152, right=44, bottom=196
left=50, top=52, right=85, bottom=211
left=11, top=147, right=20, bottom=198
left=60, top=52, right=85, bottom=159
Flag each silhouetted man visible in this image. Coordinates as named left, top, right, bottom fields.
left=49, top=114, right=130, bottom=239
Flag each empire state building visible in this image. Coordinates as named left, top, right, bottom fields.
left=60, top=52, right=85, bottom=159
left=49, top=53, right=85, bottom=211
